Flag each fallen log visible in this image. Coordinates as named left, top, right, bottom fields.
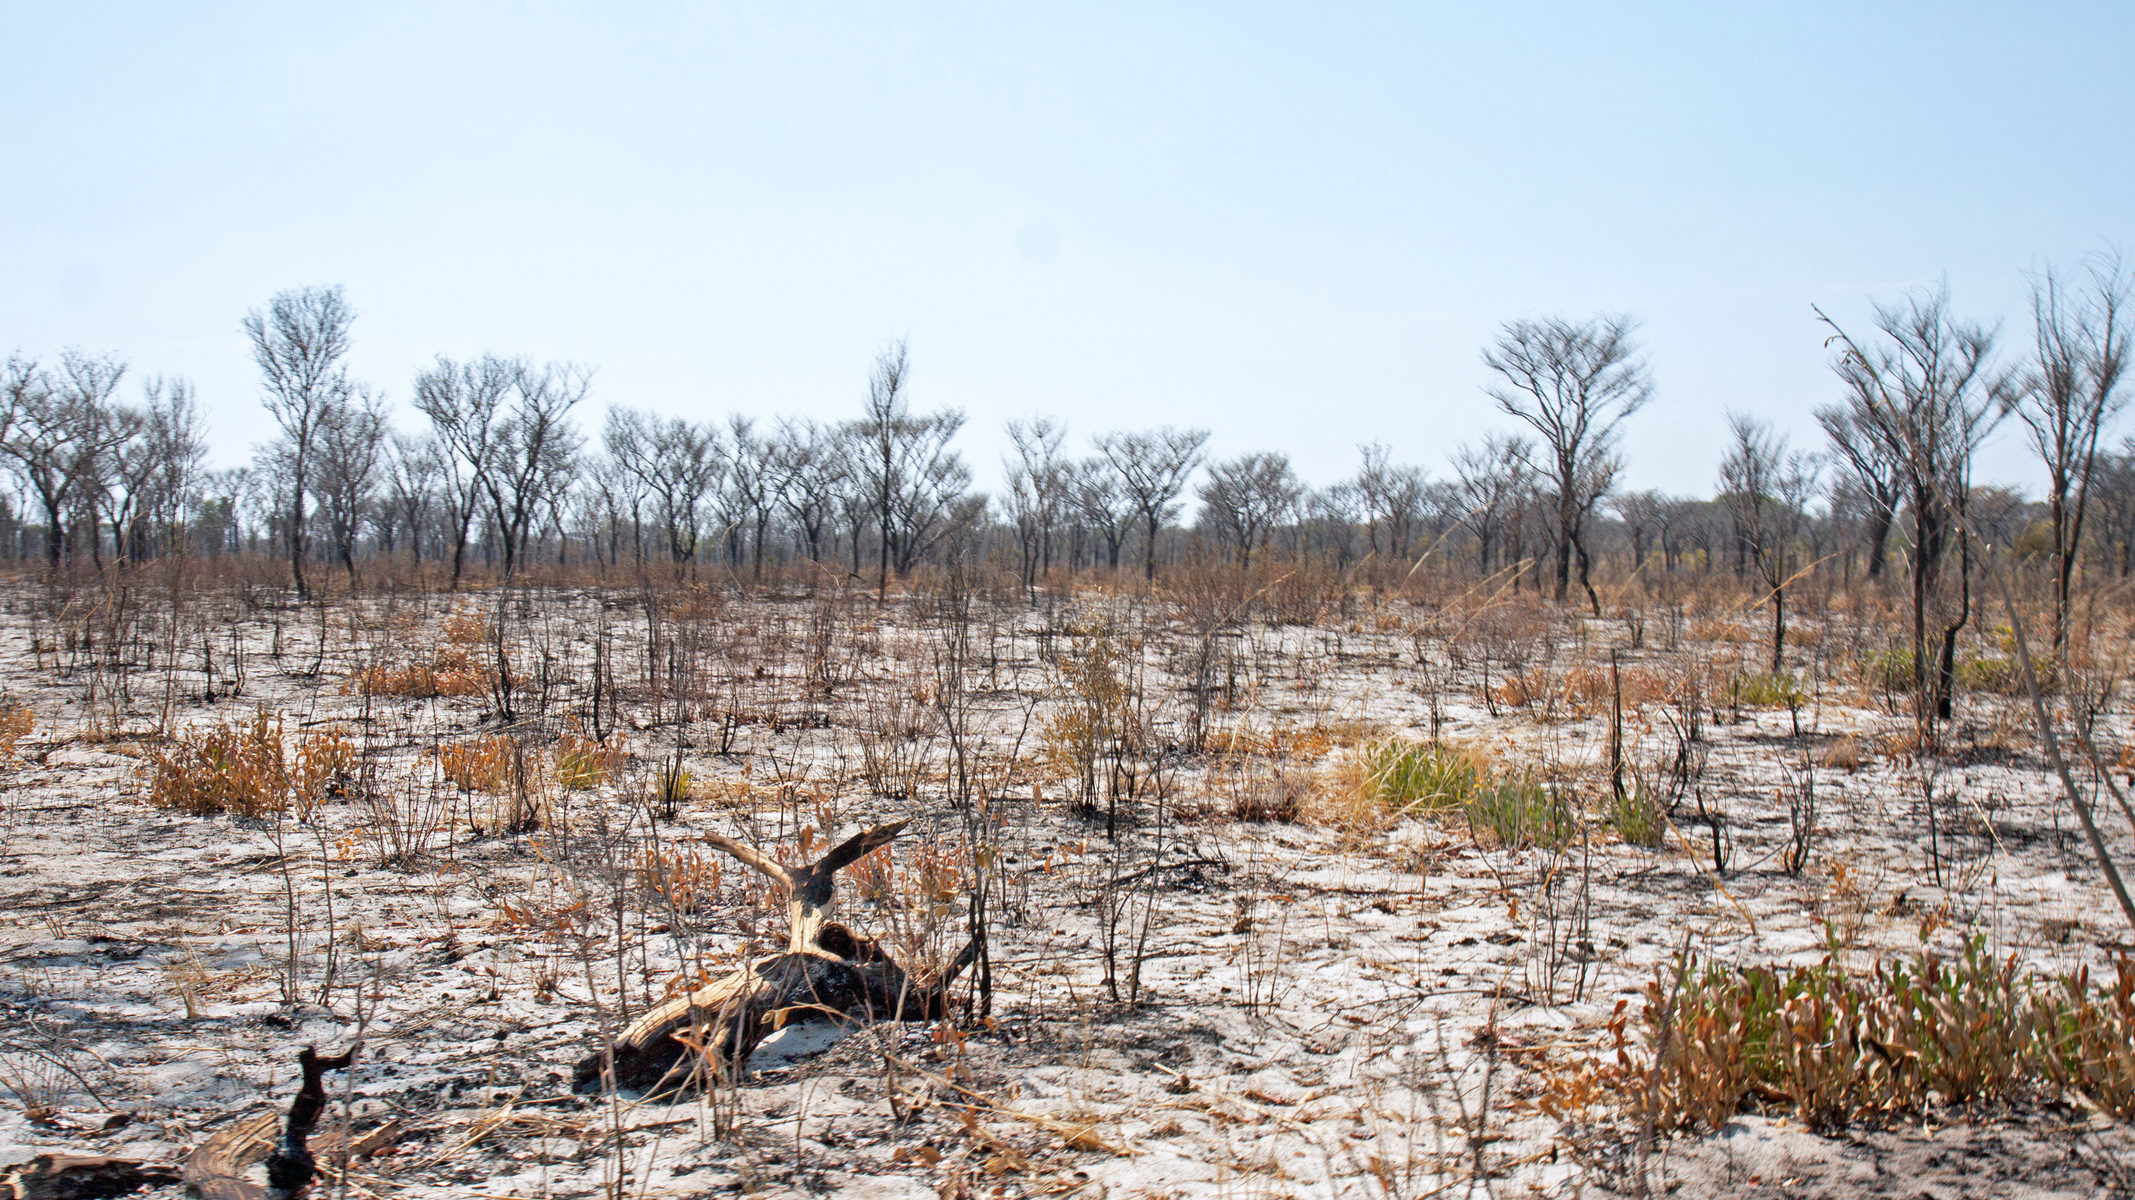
left=0, top=1155, right=180, bottom=1200
left=577, top=820, right=976, bottom=1093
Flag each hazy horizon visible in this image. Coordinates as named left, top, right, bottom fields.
left=6, top=3, right=2132, bottom=498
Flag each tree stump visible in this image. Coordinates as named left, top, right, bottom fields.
left=576, top=820, right=974, bottom=1093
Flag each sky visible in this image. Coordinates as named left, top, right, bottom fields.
left=4, top=2, right=2132, bottom=499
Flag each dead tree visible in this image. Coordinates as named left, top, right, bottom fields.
left=575, top=820, right=975, bottom=1094
left=1481, top=314, right=1652, bottom=612
left=245, top=286, right=356, bottom=599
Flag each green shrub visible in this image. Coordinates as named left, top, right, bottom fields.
left=1363, top=740, right=1480, bottom=815
left=1865, top=647, right=1915, bottom=693
left=1726, top=671, right=1805, bottom=709
left=1609, top=785, right=1666, bottom=848
left=1466, top=775, right=1573, bottom=849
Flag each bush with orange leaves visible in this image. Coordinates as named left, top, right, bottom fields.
left=0, top=701, right=32, bottom=761
left=144, top=709, right=355, bottom=819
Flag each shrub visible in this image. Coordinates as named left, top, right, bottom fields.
left=1608, top=785, right=1666, bottom=848
left=144, top=710, right=351, bottom=818
left=346, top=647, right=491, bottom=698
left=0, top=702, right=31, bottom=761
left=437, top=735, right=517, bottom=792
left=1363, top=740, right=1481, bottom=815
left=554, top=727, right=626, bottom=790
left=1466, top=775, right=1573, bottom=849
left=1725, top=671, right=1805, bottom=709
left=1543, top=940, right=2135, bottom=1134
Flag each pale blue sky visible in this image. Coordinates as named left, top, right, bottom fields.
left=4, top=3, right=2130, bottom=496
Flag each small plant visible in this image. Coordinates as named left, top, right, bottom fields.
left=1725, top=671, right=1805, bottom=709
left=553, top=726, right=626, bottom=790
left=1543, top=940, right=2135, bottom=1135
left=654, top=755, right=692, bottom=819
left=640, top=843, right=722, bottom=915
left=345, top=646, right=492, bottom=698
left=145, top=709, right=289, bottom=819
left=1466, top=775, right=1573, bottom=849
left=0, top=702, right=32, bottom=761
left=1607, top=784, right=1665, bottom=848
left=1364, top=740, right=1481, bottom=815
left=436, top=735, right=516, bottom=792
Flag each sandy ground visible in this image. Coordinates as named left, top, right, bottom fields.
left=0, top=582, right=2131, bottom=1197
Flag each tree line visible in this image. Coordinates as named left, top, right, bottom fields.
left=2, top=260, right=2127, bottom=656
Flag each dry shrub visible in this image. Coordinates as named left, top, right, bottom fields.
left=144, top=711, right=353, bottom=818
left=1820, top=733, right=1871, bottom=772
left=441, top=609, right=489, bottom=645
left=554, top=725, right=626, bottom=790
left=0, top=702, right=32, bottom=760
left=641, top=842, right=723, bottom=915
left=437, top=735, right=516, bottom=792
left=1489, top=666, right=1551, bottom=711
left=346, top=646, right=491, bottom=698
left=1541, top=940, right=2135, bottom=1135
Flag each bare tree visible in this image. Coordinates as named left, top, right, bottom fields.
left=0, top=351, right=130, bottom=569
left=310, top=387, right=390, bottom=582
left=411, top=354, right=513, bottom=585
left=1097, top=425, right=1208, bottom=581
left=377, top=432, right=439, bottom=563
left=1813, top=402, right=1904, bottom=580
left=775, top=419, right=844, bottom=566
left=1481, top=314, right=1652, bottom=612
left=1003, top=417, right=1070, bottom=592
left=244, top=286, right=355, bottom=597
left=606, top=407, right=724, bottom=572
left=109, top=377, right=206, bottom=562
left=1450, top=433, right=1534, bottom=577
left=484, top=361, right=587, bottom=578
left=846, top=340, right=967, bottom=596
left=724, top=416, right=791, bottom=580
left=1070, top=457, right=1134, bottom=570
left=1353, top=442, right=1430, bottom=562
left=1718, top=414, right=1818, bottom=672
left=1820, top=285, right=2018, bottom=721
left=2013, top=252, right=2131, bottom=650
left=1197, top=451, right=1302, bottom=568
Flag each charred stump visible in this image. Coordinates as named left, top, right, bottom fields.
left=576, top=820, right=975, bottom=1093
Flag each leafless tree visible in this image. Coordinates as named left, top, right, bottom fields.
left=1450, top=433, right=1534, bottom=577
left=0, top=351, right=131, bottom=569
left=1612, top=489, right=1668, bottom=574
left=1353, top=442, right=1430, bottom=562
left=1197, top=451, right=1302, bottom=568
left=109, top=377, right=206, bottom=562
left=1097, top=425, right=1208, bottom=580
left=1003, top=417, right=1070, bottom=592
left=1070, top=457, right=1135, bottom=570
left=2013, top=252, right=2130, bottom=650
left=483, top=362, right=587, bottom=578
left=1481, top=315, right=1652, bottom=611
left=1820, top=285, right=2019, bottom=721
left=724, top=416, right=791, bottom=580
left=377, top=432, right=439, bottom=563
left=605, top=407, right=724, bottom=571
left=412, top=354, right=515, bottom=584
left=846, top=339, right=968, bottom=596
left=1813, top=402, right=1904, bottom=580
left=244, top=286, right=355, bottom=597
left=1718, top=414, right=1819, bottom=672
left=775, top=419, right=845, bottom=566
left=310, top=387, right=390, bottom=582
